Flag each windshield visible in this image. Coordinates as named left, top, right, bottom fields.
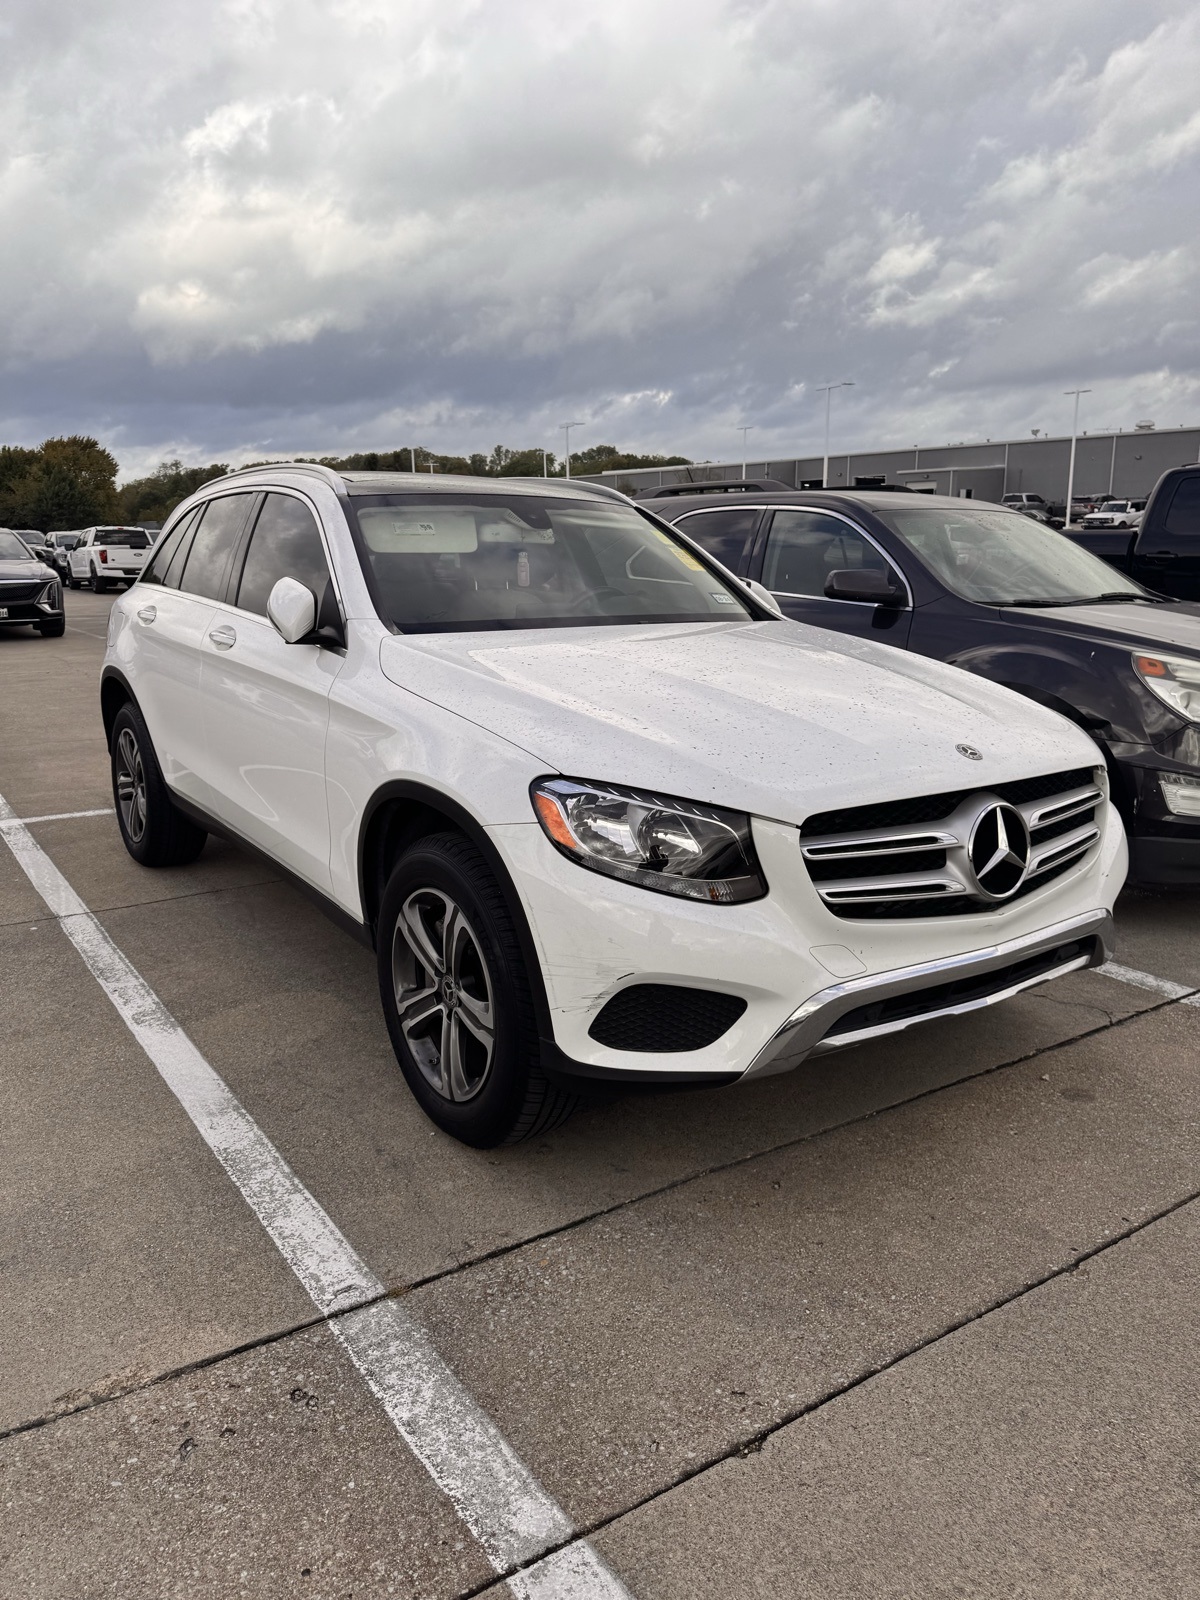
left=877, top=504, right=1152, bottom=606
left=350, top=494, right=753, bottom=632
left=0, top=531, right=34, bottom=561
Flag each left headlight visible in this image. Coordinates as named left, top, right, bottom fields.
left=531, top=777, right=767, bottom=903
left=1132, top=652, right=1200, bottom=722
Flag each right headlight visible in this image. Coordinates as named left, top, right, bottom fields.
left=531, top=777, right=767, bottom=903
left=1132, top=652, right=1200, bottom=722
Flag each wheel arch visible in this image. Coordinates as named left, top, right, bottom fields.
left=100, top=667, right=137, bottom=751
left=358, top=780, right=556, bottom=1046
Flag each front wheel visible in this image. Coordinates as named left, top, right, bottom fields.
left=110, top=703, right=207, bottom=867
left=377, top=833, right=578, bottom=1146
left=36, top=616, right=65, bottom=637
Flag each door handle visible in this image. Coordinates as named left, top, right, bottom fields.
left=136, top=605, right=157, bottom=623
left=208, top=623, right=237, bottom=649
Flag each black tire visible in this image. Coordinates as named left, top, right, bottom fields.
left=36, top=616, right=65, bottom=637
left=110, top=703, right=207, bottom=867
left=377, top=832, right=578, bottom=1147
left=92, top=566, right=109, bottom=593
left=66, top=571, right=77, bottom=589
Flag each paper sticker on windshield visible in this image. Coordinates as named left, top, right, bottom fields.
left=649, top=529, right=704, bottom=570
left=710, top=591, right=736, bottom=604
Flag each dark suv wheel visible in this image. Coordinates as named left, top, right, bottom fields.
left=377, top=833, right=578, bottom=1146
left=110, top=702, right=207, bottom=867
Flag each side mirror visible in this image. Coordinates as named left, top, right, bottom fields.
left=824, top=569, right=904, bottom=607
left=742, top=578, right=784, bottom=617
left=266, top=576, right=317, bottom=643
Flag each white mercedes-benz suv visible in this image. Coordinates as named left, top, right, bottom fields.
left=101, top=466, right=1126, bottom=1145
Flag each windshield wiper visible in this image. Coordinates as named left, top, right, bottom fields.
left=1000, top=592, right=1151, bottom=608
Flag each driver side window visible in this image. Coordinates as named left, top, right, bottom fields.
left=763, top=510, right=895, bottom=597
left=234, top=493, right=332, bottom=617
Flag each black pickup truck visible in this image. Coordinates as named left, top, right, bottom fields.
left=1066, top=464, right=1200, bottom=601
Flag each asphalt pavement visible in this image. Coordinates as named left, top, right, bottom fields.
left=2, top=588, right=1198, bottom=1598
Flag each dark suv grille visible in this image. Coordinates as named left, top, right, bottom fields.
left=800, top=767, right=1103, bottom=920
left=589, top=985, right=747, bottom=1052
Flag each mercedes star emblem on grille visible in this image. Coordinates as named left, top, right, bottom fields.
left=968, top=802, right=1031, bottom=900
left=956, top=743, right=983, bottom=761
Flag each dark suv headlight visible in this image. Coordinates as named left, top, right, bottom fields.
left=531, top=777, right=767, bottom=903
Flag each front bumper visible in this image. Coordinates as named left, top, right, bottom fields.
left=491, top=803, right=1127, bottom=1086
left=742, top=908, right=1112, bottom=1079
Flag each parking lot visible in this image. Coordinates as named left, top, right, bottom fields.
left=3, top=586, right=1200, bottom=1598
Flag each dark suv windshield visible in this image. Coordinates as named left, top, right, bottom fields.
left=349, top=494, right=752, bottom=632
left=877, top=504, right=1152, bottom=606
left=0, top=531, right=34, bottom=561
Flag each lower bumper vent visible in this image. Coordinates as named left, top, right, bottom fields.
left=589, top=985, right=747, bottom=1052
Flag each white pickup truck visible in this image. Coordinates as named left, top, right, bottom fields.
left=67, top=526, right=153, bottom=591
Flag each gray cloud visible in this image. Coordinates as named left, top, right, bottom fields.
left=1, top=0, right=1197, bottom=476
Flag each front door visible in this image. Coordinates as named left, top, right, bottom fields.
left=752, top=508, right=912, bottom=645
left=199, top=491, right=343, bottom=890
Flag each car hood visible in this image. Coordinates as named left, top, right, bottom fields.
left=0, top=558, right=51, bottom=580
left=1002, top=599, right=1200, bottom=657
left=379, top=620, right=1099, bottom=825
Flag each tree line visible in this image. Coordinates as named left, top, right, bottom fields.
left=0, top=437, right=692, bottom=531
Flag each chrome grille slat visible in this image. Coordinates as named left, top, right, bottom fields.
left=1020, top=785, right=1104, bottom=831
left=801, top=829, right=957, bottom=862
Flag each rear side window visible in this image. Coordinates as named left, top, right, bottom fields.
left=179, top=495, right=255, bottom=601
left=1163, top=477, right=1200, bottom=539
left=235, top=494, right=331, bottom=617
left=140, top=508, right=199, bottom=587
left=673, top=507, right=761, bottom=574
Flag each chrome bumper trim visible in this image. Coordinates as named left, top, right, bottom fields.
left=741, top=908, right=1114, bottom=1081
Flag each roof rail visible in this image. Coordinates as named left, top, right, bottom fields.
left=218, top=461, right=347, bottom=489
left=637, top=478, right=791, bottom=498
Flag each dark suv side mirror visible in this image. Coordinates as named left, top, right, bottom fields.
left=824, top=569, right=905, bottom=606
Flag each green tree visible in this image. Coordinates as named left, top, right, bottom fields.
left=0, top=436, right=120, bottom=532
left=117, top=459, right=232, bottom=526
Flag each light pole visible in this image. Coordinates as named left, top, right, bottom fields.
left=542, top=448, right=549, bottom=478
left=409, top=447, right=416, bottom=473
left=560, top=421, right=584, bottom=478
left=737, top=425, right=755, bottom=480
left=1064, top=388, right=1092, bottom=526
left=816, top=382, right=854, bottom=487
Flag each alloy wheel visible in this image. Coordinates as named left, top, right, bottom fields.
left=392, top=888, right=496, bottom=1103
left=115, top=728, right=148, bottom=843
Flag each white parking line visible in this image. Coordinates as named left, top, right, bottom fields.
left=13, top=808, right=114, bottom=824
left=1096, top=960, right=1200, bottom=1006
left=0, top=791, right=630, bottom=1599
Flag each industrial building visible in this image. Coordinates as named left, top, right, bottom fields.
left=581, top=422, right=1200, bottom=503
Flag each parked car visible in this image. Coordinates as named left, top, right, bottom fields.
left=12, top=529, right=56, bottom=565
left=658, top=484, right=1200, bottom=886
left=0, top=528, right=65, bottom=637
left=101, top=466, right=1124, bottom=1145
left=67, top=526, right=153, bottom=590
left=47, top=531, right=81, bottom=579
left=1080, top=500, right=1145, bottom=530
left=1066, top=465, right=1200, bottom=603
left=1002, top=493, right=1049, bottom=513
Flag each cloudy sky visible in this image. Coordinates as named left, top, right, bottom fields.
left=2, top=0, right=1198, bottom=478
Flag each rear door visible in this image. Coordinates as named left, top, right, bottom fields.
left=198, top=490, right=344, bottom=889
left=750, top=507, right=912, bottom=644
left=129, top=493, right=258, bottom=807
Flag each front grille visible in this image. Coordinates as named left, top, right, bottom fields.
left=0, top=582, right=44, bottom=604
left=589, top=985, right=747, bottom=1052
left=800, top=768, right=1103, bottom=920
left=822, top=938, right=1099, bottom=1040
